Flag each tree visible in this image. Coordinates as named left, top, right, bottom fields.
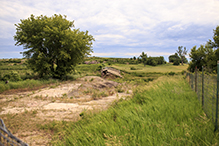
left=14, top=14, right=94, bottom=78
left=169, top=53, right=180, bottom=63
left=213, top=26, right=219, bottom=48
left=139, top=52, right=147, bottom=67
left=176, top=46, right=187, bottom=65
left=188, top=45, right=206, bottom=72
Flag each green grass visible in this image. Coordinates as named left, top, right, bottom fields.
left=0, top=63, right=101, bottom=93
left=0, top=79, right=59, bottom=93
left=112, top=63, right=188, bottom=73
left=47, top=76, right=219, bottom=145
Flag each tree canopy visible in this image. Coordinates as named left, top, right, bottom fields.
left=176, top=46, right=187, bottom=65
left=169, top=53, right=187, bottom=65
left=14, top=14, right=94, bottom=78
left=139, top=52, right=147, bottom=66
left=188, top=25, right=219, bottom=72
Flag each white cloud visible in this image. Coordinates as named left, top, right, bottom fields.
left=91, top=52, right=116, bottom=57
left=0, top=0, right=219, bottom=58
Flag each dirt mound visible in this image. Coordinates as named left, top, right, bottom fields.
left=68, top=76, right=119, bottom=98
left=81, top=76, right=119, bottom=89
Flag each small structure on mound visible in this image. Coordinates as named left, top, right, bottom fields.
left=101, top=67, right=123, bottom=79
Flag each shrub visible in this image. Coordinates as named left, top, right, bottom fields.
left=181, top=70, right=186, bottom=75
left=2, top=71, right=22, bottom=81
left=168, top=71, right=175, bottom=76
left=173, top=60, right=180, bottom=65
left=96, top=65, right=103, bottom=71
left=130, top=67, right=137, bottom=70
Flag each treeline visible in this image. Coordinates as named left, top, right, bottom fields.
left=0, top=58, right=22, bottom=63
left=88, top=53, right=166, bottom=66
left=188, top=26, right=219, bottom=73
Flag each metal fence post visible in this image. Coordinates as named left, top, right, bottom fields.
left=195, top=66, right=197, bottom=93
left=215, top=61, right=219, bottom=131
left=202, top=66, right=204, bottom=108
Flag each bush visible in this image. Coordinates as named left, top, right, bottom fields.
left=181, top=70, right=186, bottom=75
left=168, top=71, right=175, bottom=76
left=2, top=71, right=22, bottom=81
left=96, top=65, right=103, bottom=71
left=130, top=67, right=137, bottom=70
left=173, top=60, right=180, bottom=65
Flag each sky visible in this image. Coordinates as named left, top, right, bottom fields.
left=0, top=0, right=219, bottom=61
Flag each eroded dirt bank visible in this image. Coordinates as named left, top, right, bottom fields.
left=0, top=76, right=132, bottom=145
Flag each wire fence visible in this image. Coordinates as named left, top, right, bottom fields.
left=0, top=119, right=28, bottom=146
left=186, top=66, right=219, bottom=131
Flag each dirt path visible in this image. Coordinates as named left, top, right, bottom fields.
left=0, top=76, right=132, bottom=145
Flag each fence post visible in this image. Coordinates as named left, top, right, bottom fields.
left=189, top=71, right=190, bottom=86
left=202, top=66, right=204, bottom=108
left=215, top=61, right=219, bottom=131
left=195, top=66, right=197, bottom=93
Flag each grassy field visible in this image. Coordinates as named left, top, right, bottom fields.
left=0, top=62, right=101, bottom=93
left=47, top=75, right=219, bottom=145
left=0, top=61, right=186, bottom=93
left=112, top=63, right=188, bottom=73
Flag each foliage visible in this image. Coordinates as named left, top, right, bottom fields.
left=173, top=59, right=180, bottom=65
left=188, top=25, right=219, bottom=73
left=139, top=52, right=147, bottom=66
left=146, top=56, right=165, bottom=66
left=169, top=53, right=184, bottom=66
left=2, top=71, right=22, bottom=81
left=168, top=71, right=175, bottom=76
left=176, top=46, right=187, bottom=65
left=130, top=67, right=137, bottom=70
left=14, top=14, right=94, bottom=78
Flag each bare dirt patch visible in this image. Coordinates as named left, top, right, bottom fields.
left=0, top=76, right=132, bottom=145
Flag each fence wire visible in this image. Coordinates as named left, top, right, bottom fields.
left=0, top=119, right=28, bottom=146
left=187, top=71, right=219, bottom=131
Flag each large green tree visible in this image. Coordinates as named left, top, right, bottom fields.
left=14, top=14, right=94, bottom=78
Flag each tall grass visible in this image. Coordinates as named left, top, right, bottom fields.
left=49, top=76, right=219, bottom=145
left=0, top=79, right=58, bottom=93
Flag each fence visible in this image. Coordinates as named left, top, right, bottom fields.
left=186, top=64, right=219, bottom=131
left=0, top=119, right=28, bottom=146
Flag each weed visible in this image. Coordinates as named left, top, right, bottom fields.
left=32, top=110, right=38, bottom=115
left=50, top=85, right=56, bottom=88
left=116, top=85, right=125, bottom=93
left=130, top=67, right=137, bottom=70
left=62, top=93, right=67, bottom=98
left=34, top=95, right=43, bottom=100
left=90, top=78, right=94, bottom=82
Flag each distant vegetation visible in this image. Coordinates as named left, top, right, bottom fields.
left=0, top=57, right=187, bottom=93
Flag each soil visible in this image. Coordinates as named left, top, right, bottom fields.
left=0, top=76, right=132, bottom=145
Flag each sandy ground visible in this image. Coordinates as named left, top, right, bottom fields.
left=0, top=76, right=132, bottom=145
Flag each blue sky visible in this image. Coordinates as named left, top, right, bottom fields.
left=0, top=0, right=219, bottom=61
